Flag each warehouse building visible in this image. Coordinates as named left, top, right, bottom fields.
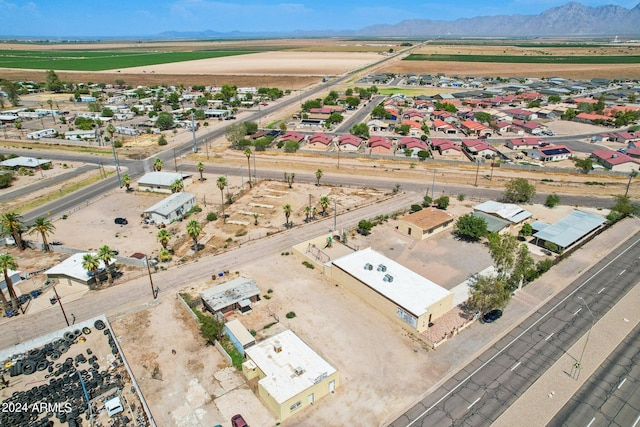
left=242, top=330, right=339, bottom=422
left=330, top=248, right=453, bottom=334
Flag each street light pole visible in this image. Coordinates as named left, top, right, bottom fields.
left=575, top=296, right=595, bottom=380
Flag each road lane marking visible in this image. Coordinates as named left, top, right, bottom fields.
left=598, top=287, right=606, bottom=294
left=619, top=269, right=626, bottom=275
left=633, top=413, right=640, bottom=427
left=545, top=333, right=554, bottom=341
left=617, top=378, right=627, bottom=389
left=574, top=307, right=582, bottom=315
left=511, top=361, right=521, bottom=371
left=586, top=417, right=596, bottom=427
left=467, top=397, right=480, bottom=409
left=405, top=236, right=640, bottom=427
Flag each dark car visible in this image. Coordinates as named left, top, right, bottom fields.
left=482, top=309, right=503, bottom=323
left=231, top=414, right=248, bottom=427
left=114, top=217, right=128, bottom=225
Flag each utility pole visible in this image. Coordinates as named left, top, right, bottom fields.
left=173, top=148, right=178, bottom=172
left=625, top=170, right=637, bottom=198
left=574, top=296, right=595, bottom=380
left=52, top=286, right=70, bottom=326
left=253, top=151, right=257, bottom=184
left=474, top=158, right=481, bottom=187
left=110, top=140, right=122, bottom=187
left=334, top=200, right=337, bottom=231
left=431, top=169, right=436, bottom=199
left=145, top=256, right=157, bottom=299
left=191, top=112, right=197, bottom=153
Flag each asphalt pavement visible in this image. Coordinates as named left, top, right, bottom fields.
left=389, top=231, right=640, bottom=427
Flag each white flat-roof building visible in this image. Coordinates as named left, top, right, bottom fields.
left=143, top=192, right=196, bottom=225
left=137, top=172, right=192, bottom=194
left=242, top=330, right=339, bottom=421
left=331, top=248, right=453, bottom=334
left=45, top=253, right=111, bottom=287
left=0, top=156, right=51, bottom=169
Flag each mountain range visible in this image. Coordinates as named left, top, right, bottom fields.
left=158, top=2, right=640, bottom=39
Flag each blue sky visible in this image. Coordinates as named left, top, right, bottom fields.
left=0, top=0, right=638, bottom=37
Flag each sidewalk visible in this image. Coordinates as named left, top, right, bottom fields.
left=493, top=280, right=640, bottom=427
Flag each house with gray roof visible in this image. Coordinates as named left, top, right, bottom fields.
left=200, top=276, right=260, bottom=315
left=137, top=171, right=192, bottom=194
left=532, top=211, right=606, bottom=252
left=0, top=156, right=51, bottom=170
left=474, top=201, right=532, bottom=224
left=143, top=192, right=196, bottom=225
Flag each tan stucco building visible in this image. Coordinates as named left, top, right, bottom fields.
left=398, top=208, right=455, bottom=240
left=330, top=248, right=453, bottom=334
left=242, top=330, right=339, bottom=422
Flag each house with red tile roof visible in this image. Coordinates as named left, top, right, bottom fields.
left=280, top=131, right=305, bottom=143
left=625, top=147, right=640, bottom=159
left=403, top=109, right=425, bottom=121
left=526, top=145, right=573, bottom=162
left=505, top=138, right=542, bottom=150
left=306, top=133, right=334, bottom=150
left=591, top=149, right=640, bottom=172
left=517, top=92, right=541, bottom=102
left=571, top=97, right=599, bottom=105
left=512, top=119, right=545, bottom=135
left=611, top=131, right=640, bottom=144
left=460, top=120, right=493, bottom=137
left=431, top=110, right=455, bottom=122
left=431, top=119, right=457, bottom=134
left=574, top=112, right=614, bottom=125
left=338, top=134, right=363, bottom=151
left=435, top=141, right=462, bottom=156
left=504, top=109, right=538, bottom=121
left=384, top=107, right=400, bottom=120
left=462, top=139, right=496, bottom=157
left=368, top=136, right=393, bottom=155
left=401, top=137, right=427, bottom=150
left=367, top=119, right=391, bottom=133
left=492, top=121, right=512, bottom=134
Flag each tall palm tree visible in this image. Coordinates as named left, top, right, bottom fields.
left=217, top=176, right=228, bottom=223
left=319, top=196, right=331, bottom=216
left=315, top=168, right=323, bottom=186
left=244, top=148, right=253, bottom=188
left=186, top=220, right=202, bottom=251
left=29, top=216, right=55, bottom=252
left=0, top=253, right=19, bottom=311
left=0, top=212, right=26, bottom=250
left=312, top=206, right=318, bottom=220
left=153, top=158, right=163, bottom=171
left=304, top=205, right=311, bottom=222
left=81, top=254, right=101, bottom=285
left=283, top=204, right=292, bottom=228
left=122, top=173, right=131, bottom=191
left=47, top=99, right=56, bottom=124
left=97, top=245, right=115, bottom=283
left=170, top=178, right=184, bottom=193
left=157, top=229, right=171, bottom=249
left=106, top=123, right=116, bottom=142
left=197, top=162, right=204, bottom=182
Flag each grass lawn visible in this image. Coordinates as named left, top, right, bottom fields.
left=377, top=87, right=454, bottom=96
left=404, top=53, right=640, bottom=64
left=0, top=50, right=254, bottom=71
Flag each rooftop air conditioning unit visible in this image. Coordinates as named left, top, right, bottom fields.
left=294, top=366, right=304, bottom=376
left=383, top=274, right=394, bottom=283
left=274, top=342, right=282, bottom=353
left=364, top=263, right=373, bottom=271
left=377, top=264, right=387, bottom=272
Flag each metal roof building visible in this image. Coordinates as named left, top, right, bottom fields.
left=200, top=276, right=260, bottom=314
left=533, top=211, right=606, bottom=251
left=471, top=211, right=511, bottom=233
left=474, top=200, right=532, bottom=224
left=143, top=192, right=196, bottom=224
left=0, top=156, right=51, bottom=169
left=137, top=171, right=192, bottom=194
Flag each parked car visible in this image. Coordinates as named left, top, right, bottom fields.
left=231, top=414, right=248, bottom=427
left=482, top=309, right=503, bottom=323
left=114, top=217, right=128, bottom=225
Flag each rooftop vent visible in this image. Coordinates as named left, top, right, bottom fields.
left=383, top=274, right=394, bottom=283
left=273, top=342, right=282, bottom=353
left=364, top=263, right=373, bottom=271
left=377, top=264, right=387, bottom=272
left=294, top=366, right=304, bottom=376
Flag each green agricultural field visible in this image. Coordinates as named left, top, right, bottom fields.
left=403, top=53, right=640, bottom=64
left=0, top=50, right=254, bottom=71
left=376, top=87, right=450, bottom=96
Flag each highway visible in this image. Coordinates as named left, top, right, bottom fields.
left=548, top=323, right=640, bottom=427
left=389, top=232, right=640, bottom=427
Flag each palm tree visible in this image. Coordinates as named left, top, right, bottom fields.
left=319, top=196, right=331, bottom=216
left=157, top=229, right=171, bottom=249
left=47, top=99, right=56, bottom=124
left=217, top=176, right=228, bottom=223
left=153, top=158, right=163, bottom=171
left=97, top=245, right=115, bottom=283
left=0, top=212, right=26, bottom=250
left=315, top=168, right=323, bottom=186
left=283, top=204, right=292, bottom=228
left=29, top=216, right=55, bottom=252
left=81, top=253, right=101, bottom=285
left=170, top=178, right=184, bottom=193
left=197, top=162, right=204, bottom=181
left=186, top=219, right=202, bottom=251
left=0, top=253, right=19, bottom=311
left=106, top=123, right=116, bottom=142
left=122, top=173, right=131, bottom=191
left=253, top=212, right=259, bottom=226
left=312, top=206, right=318, bottom=220
left=244, top=148, right=253, bottom=188
left=304, top=205, right=311, bottom=222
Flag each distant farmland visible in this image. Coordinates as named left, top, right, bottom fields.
left=403, top=54, right=640, bottom=64
left=0, top=50, right=254, bottom=71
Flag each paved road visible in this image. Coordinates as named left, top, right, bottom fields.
left=389, top=232, right=640, bottom=427
left=548, top=323, right=640, bottom=427
left=0, top=191, right=418, bottom=348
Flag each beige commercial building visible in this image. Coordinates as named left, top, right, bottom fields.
left=331, top=248, right=453, bottom=334
left=242, top=330, right=339, bottom=422
left=397, top=208, right=455, bottom=240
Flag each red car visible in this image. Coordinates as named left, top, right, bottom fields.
left=231, top=414, right=248, bottom=427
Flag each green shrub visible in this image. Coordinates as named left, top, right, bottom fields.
left=302, top=261, right=315, bottom=269
left=457, top=194, right=466, bottom=201
left=410, top=204, right=423, bottom=213
left=206, top=212, right=218, bottom=221
left=264, top=322, right=277, bottom=329
left=286, top=311, right=296, bottom=319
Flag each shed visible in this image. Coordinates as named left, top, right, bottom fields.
left=224, top=319, right=256, bottom=356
